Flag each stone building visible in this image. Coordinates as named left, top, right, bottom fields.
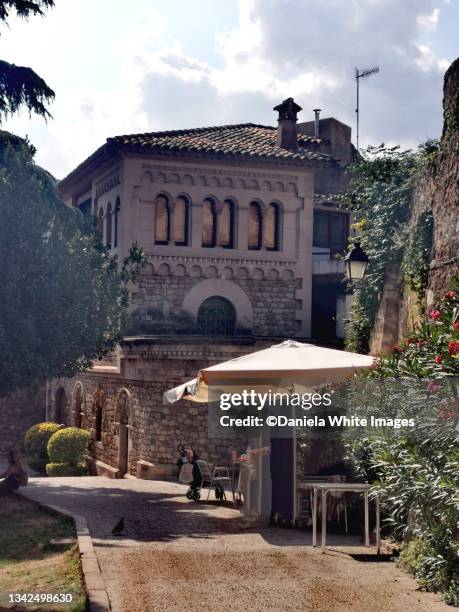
left=47, top=98, right=356, bottom=478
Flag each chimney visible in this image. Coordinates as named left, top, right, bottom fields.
left=273, top=97, right=302, bottom=150
left=313, top=108, right=321, bottom=137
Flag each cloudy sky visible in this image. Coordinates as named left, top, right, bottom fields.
left=1, top=0, right=456, bottom=178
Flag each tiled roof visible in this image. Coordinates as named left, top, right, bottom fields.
left=108, top=123, right=331, bottom=162
left=59, top=123, right=336, bottom=191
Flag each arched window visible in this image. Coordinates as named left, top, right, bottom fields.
left=73, top=383, right=84, bottom=429
left=106, top=203, right=113, bottom=249
left=202, top=199, right=217, bottom=247
left=114, top=196, right=121, bottom=248
left=218, top=199, right=235, bottom=248
left=93, top=390, right=104, bottom=442
left=95, top=406, right=102, bottom=441
left=98, top=207, right=104, bottom=242
left=55, top=388, right=67, bottom=425
left=248, top=202, right=263, bottom=250
left=265, top=203, right=281, bottom=251
left=172, top=196, right=189, bottom=245
left=197, top=296, right=236, bottom=336
left=155, top=195, right=170, bottom=244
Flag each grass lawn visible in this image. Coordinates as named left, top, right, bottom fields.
left=0, top=493, right=87, bottom=611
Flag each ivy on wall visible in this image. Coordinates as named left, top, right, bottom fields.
left=343, top=141, right=439, bottom=353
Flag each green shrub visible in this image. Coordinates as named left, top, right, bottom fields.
left=46, top=462, right=87, bottom=477
left=400, top=538, right=458, bottom=604
left=24, top=422, right=62, bottom=473
left=47, top=427, right=90, bottom=465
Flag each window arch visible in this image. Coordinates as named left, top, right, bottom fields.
left=172, top=196, right=189, bottom=245
left=248, top=202, right=263, bottom=250
left=114, top=196, right=121, bottom=248
left=72, top=382, right=84, bottom=429
left=155, top=194, right=170, bottom=244
left=55, top=388, right=68, bottom=425
left=202, top=198, right=217, bottom=247
left=106, top=202, right=113, bottom=249
left=93, top=389, right=105, bottom=442
left=98, top=207, right=104, bottom=242
left=265, top=202, right=281, bottom=251
left=197, top=296, right=236, bottom=336
left=218, top=199, right=235, bottom=248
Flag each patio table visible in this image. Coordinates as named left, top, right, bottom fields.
left=311, top=482, right=380, bottom=553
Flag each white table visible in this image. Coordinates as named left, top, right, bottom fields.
left=311, top=482, right=380, bottom=553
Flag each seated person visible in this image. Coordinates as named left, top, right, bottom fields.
left=0, top=449, right=28, bottom=496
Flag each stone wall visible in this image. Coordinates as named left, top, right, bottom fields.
left=370, top=58, right=459, bottom=350
left=0, top=387, right=46, bottom=453
left=50, top=338, right=260, bottom=478
left=427, top=58, right=459, bottom=300
left=129, top=264, right=299, bottom=336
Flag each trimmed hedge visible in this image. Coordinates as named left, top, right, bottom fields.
left=46, top=462, right=87, bottom=477
left=24, top=422, right=62, bottom=473
left=47, top=427, right=90, bottom=464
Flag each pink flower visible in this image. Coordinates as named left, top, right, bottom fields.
left=434, top=355, right=443, bottom=364
left=453, top=322, right=459, bottom=331
left=447, top=341, right=459, bottom=356
left=430, top=310, right=441, bottom=321
left=444, top=290, right=457, bottom=300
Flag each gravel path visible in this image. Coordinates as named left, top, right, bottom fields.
left=24, top=476, right=450, bottom=612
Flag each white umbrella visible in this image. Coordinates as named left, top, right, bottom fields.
left=163, top=339, right=374, bottom=403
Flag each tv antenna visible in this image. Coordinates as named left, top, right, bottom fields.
left=355, top=66, right=379, bottom=150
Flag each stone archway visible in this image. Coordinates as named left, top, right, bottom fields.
left=182, top=278, right=253, bottom=332
left=54, top=387, right=68, bottom=425
left=115, top=388, right=132, bottom=477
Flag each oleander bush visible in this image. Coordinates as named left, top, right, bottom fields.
left=345, top=283, right=459, bottom=605
left=24, top=422, right=62, bottom=473
left=46, top=427, right=90, bottom=476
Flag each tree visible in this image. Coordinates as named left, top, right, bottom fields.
left=0, top=133, right=145, bottom=395
left=0, top=1, right=55, bottom=122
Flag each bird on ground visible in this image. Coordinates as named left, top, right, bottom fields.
left=111, top=518, right=125, bottom=536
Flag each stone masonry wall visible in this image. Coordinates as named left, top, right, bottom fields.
left=427, top=58, right=459, bottom=299
left=0, top=387, right=46, bottom=453
left=370, top=58, right=459, bottom=349
left=130, top=267, right=299, bottom=336
left=50, top=339, right=258, bottom=477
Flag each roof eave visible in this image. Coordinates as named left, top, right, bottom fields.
left=58, top=141, right=120, bottom=197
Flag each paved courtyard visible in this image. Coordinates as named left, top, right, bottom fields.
left=23, top=476, right=450, bottom=612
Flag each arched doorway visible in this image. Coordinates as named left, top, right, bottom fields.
left=197, top=296, right=236, bottom=336
left=55, top=388, right=68, bottom=425
left=116, top=389, right=131, bottom=477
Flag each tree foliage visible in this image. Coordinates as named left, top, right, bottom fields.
left=344, top=287, right=459, bottom=604
left=0, top=133, right=145, bottom=395
left=343, top=143, right=437, bottom=353
left=0, top=0, right=55, bottom=122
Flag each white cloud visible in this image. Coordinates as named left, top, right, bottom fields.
left=1, top=0, right=453, bottom=177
